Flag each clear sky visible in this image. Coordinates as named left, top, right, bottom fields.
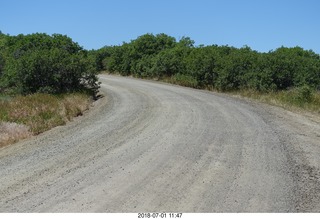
left=1, top=0, right=320, bottom=53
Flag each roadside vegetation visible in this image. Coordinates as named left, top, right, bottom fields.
left=0, top=93, right=91, bottom=147
left=229, top=87, right=320, bottom=114
left=1, top=31, right=319, bottom=146
left=0, top=32, right=99, bottom=147
left=91, top=33, right=320, bottom=114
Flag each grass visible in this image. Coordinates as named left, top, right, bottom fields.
left=231, top=88, right=320, bottom=114
left=0, top=93, right=92, bottom=147
left=0, top=122, right=32, bottom=147
left=0, top=94, right=13, bottom=101
left=166, top=74, right=199, bottom=88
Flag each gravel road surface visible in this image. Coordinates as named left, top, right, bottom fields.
left=1, top=75, right=320, bottom=212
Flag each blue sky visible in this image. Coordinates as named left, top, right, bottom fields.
left=1, top=0, right=320, bottom=53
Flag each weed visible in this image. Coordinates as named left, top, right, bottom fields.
left=0, top=122, right=31, bottom=147
left=233, top=88, right=320, bottom=114
left=169, top=74, right=199, bottom=88
left=0, top=93, right=91, bottom=146
left=61, top=93, right=90, bottom=120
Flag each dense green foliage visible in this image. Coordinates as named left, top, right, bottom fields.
left=0, top=32, right=99, bottom=96
left=94, top=33, right=320, bottom=92
left=2, top=31, right=319, bottom=97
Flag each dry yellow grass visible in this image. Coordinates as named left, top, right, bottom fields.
left=0, top=122, right=32, bottom=147
left=231, top=89, right=320, bottom=114
left=0, top=93, right=92, bottom=147
left=61, top=93, right=91, bottom=121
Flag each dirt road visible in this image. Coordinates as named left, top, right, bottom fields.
left=1, top=75, right=320, bottom=212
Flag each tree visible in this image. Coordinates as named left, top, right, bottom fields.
left=0, top=33, right=99, bottom=95
left=178, top=36, right=194, bottom=48
left=185, top=46, right=219, bottom=88
left=89, top=33, right=320, bottom=93
left=153, top=46, right=190, bottom=78
left=213, top=46, right=257, bottom=91
left=130, top=33, right=176, bottom=58
left=0, top=32, right=7, bottom=76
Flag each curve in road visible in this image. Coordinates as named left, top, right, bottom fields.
left=1, top=75, right=320, bottom=212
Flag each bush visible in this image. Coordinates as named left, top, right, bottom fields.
left=297, top=85, right=313, bottom=102
left=170, top=74, right=198, bottom=88
left=95, top=33, right=320, bottom=95
left=277, top=85, right=315, bottom=108
left=0, top=33, right=100, bottom=96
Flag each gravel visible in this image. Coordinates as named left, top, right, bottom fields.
left=0, top=75, right=319, bottom=212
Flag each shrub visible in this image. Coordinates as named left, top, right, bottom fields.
left=275, top=85, right=315, bottom=108
left=0, top=33, right=100, bottom=96
left=297, top=85, right=313, bottom=102
left=170, top=74, right=198, bottom=88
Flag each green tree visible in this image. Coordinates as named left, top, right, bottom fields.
left=214, top=46, right=258, bottom=91
left=241, top=53, right=275, bottom=91
left=131, top=33, right=176, bottom=58
left=259, top=47, right=320, bottom=90
left=185, top=46, right=219, bottom=88
left=178, top=36, right=195, bottom=48
left=0, top=32, right=7, bottom=77
left=129, top=33, right=176, bottom=76
left=0, top=33, right=99, bottom=95
left=153, top=46, right=190, bottom=78
left=106, top=43, right=133, bottom=75
left=89, top=33, right=320, bottom=93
